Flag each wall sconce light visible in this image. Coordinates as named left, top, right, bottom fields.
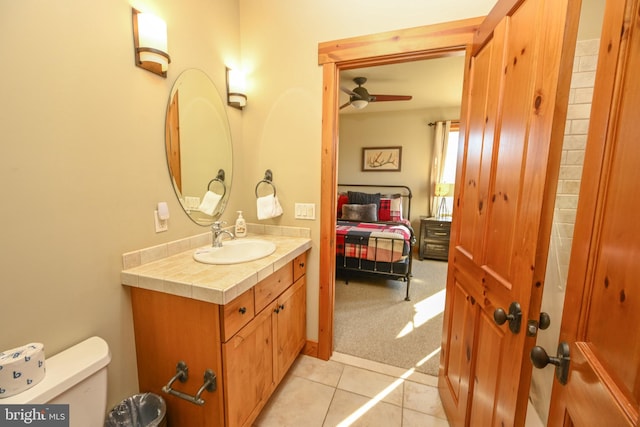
left=132, top=8, right=171, bottom=78
left=226, top=67, right=247, bottom=109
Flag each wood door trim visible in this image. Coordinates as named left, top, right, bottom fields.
left=473, top=0, right=522, bottom=53
left=317, top=18, right=482, bottom=360
left=318, top=17, right=483, bottom=66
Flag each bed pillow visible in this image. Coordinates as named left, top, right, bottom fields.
left=388, top=194, right=404, bottom=221
left=379, top=194, right=403, bottom=221
left=341, top=203, right=378, bottom=222
left=347, top=191, right=381, bottom=210
left=337, top=193, right=349, bottom=218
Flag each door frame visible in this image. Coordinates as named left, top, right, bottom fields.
left=316, top=16, right=484, bottom=360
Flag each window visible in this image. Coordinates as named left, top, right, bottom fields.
left=441, top=127, right=459, bottom=184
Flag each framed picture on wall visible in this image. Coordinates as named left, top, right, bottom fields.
left=362, top=146, right=402, bottom=171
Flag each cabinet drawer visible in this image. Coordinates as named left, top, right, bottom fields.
left=423, top=241, right=449, bottom=260
left=221, top=288, right=255, bottom=341
left=425, top=227, right=450, bottom=239
left=425, top=242, right=448, bottom=254
left=293, top=252, right=307, bottom=282
left=254, top=263, right=293, bottom=312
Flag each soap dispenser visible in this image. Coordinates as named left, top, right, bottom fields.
left=235, top=211, right=247, bottom=238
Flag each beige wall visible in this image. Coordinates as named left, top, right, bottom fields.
left=1, top=0, right=495, bottom=411
left=339, top=107, right=461, bottom=230
left=236, top=0, right=493, bottom=346
left=1, top=0, right=243, bottom=408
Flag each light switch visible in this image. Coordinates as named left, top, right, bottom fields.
left=294, top=203, right=315, bottom=220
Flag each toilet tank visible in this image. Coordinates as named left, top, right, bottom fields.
left=2, top=336, right=111, bottom=427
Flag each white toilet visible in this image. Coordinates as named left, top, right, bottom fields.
left=2, top=336, right=111, bottom=427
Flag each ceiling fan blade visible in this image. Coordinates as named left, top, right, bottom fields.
left=340, top=86, right=356, bottom=96
left=339, top=101, right=352, bottom=109
left=370, top=94, right=412, bottom=102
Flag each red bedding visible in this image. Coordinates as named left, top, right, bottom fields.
left=336, top=221, right=412, bottom=263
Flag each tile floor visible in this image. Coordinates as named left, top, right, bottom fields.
left=253, top=352, right=449, bottom=427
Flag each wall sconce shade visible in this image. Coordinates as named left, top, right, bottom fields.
left=132, top=8, right=170, bottom=77
left=226, top=67, right=247, bottom=109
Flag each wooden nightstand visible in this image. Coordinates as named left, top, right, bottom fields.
left=419, top=216, right=452, bottom=261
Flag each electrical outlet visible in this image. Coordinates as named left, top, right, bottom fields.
left=294, top=203, right=316, bottom=220
left=154, top=210, right=168, bottom=232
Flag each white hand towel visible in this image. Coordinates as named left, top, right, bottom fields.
left=198, top=191, right=222, bottom=216
left=257, top=194, right=283, bottom=220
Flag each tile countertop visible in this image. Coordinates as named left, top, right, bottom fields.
left=121, top=225, right=312, bottom=305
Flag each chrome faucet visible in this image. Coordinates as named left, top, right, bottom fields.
left=211, top=221, right=235, bottom=247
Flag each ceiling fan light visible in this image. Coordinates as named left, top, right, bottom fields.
left=351, top=99, right=368, bottom=109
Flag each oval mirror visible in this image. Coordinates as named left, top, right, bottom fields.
left=165, top=69, right=233, bottom=225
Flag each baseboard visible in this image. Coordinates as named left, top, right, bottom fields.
left=303, top=340, right=318, bottom=357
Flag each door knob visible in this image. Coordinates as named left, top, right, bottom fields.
left=539, top=312, right=551, bottom=330
left=493, top=302, right=522, bottom=334
left=527, top=312, right=551, bottom=336
left=530, top=342, right=570, bottom=385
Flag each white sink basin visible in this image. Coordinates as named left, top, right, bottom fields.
left=193, top=239, right=276, bottom=265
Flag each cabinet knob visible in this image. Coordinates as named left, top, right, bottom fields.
left=274, top=304, right=285, bottom=314
left=238, top=307, right=247, bottom=314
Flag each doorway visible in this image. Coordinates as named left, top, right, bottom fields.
left=317, top=17, right=481, bottom=360
left=333, top=57, right=465, bottom=376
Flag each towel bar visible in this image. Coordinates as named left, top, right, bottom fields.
left=255, top=169, right=276, bottom=197
left=207, top=168, right=227, bottom=198
left=161, top=361, right=217, bottom=406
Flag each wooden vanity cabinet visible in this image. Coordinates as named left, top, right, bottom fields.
left=130, top=251, right=307, bottom=427
left=223, top=254, right=307, bottom=427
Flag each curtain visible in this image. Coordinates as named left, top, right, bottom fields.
left=430, top=120, right=451, bottom=216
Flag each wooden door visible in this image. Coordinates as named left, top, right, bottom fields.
left=166, top=90, right=182, bottom=192
left=546, top=0, right=640, bottom=425
left=438, top=0, right=581, bottom=425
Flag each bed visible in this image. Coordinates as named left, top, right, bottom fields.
left=336, top=184, right=416, bottom=300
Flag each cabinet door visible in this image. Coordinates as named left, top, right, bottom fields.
left=222, top=306, right=275, bottom=427
left=273, top=276, right=306, bottom=383
left=130, top=288, right=225, bottom=427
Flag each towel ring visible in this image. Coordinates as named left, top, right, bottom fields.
left=207, top=169, right=227, bottom=198
left=255, top=169, right=276, bottom=197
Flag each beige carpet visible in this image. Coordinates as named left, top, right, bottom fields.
left=334, top=256, right=448, bottom=377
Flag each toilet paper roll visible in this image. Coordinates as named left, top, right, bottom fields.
left=0, top=343, right=46, bottom=398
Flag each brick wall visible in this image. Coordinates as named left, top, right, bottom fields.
left=553, top=38, right=599, bottom=289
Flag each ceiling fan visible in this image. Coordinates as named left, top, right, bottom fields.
left=340, top=76, right=412, bottom=110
